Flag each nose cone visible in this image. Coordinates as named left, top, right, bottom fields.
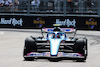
left=50, top=39, right=62, bottom=56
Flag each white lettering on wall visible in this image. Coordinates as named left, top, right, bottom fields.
left=55, top=19, right=76, bottom=27
left=0, top=18, right=23, bottom=26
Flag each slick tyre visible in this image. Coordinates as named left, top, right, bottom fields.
left=74, top=38, right=88, bottom=61
left=23, top=37, right=37, bottom=61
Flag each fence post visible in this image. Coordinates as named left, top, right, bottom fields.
left=27, top=0, right=30, bottom=16
left=98, top=0, right=100, bottom=16
left=12, top=0, right=14, bottom=12
left=63, top=0, right=66, bottom=16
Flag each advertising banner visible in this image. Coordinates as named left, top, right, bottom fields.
left=0, top=15, right=100, bottom=30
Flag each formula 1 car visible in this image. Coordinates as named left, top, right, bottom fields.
left=23, top=25, right=88, bottom=62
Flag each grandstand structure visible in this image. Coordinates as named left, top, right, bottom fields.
left=0, top=0, right=100, bottom=17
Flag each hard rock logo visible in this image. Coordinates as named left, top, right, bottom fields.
left=33, top=17, right=45, bottom=28
left=86, top=18, right=97, bottom=29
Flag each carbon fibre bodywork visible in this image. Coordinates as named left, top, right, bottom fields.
left=23, top=28, right=88, bottom=61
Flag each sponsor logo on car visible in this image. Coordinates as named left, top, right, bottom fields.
left=62, top=53, right=81, bottom=57
left=29, top=52, right=46, bottom=56
left=62, top=29, right=71, bottom=31
left=47, top=29, right=53, bottom=32
left=33, top=17, right=45, bottom=28
left=86, top=18, right=97, bottom=29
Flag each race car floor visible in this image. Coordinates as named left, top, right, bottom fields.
left=0, top=28, right=100, bottom=67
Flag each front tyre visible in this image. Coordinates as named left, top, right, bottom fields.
left=23, top=37, right=37, bottom=61
left=74, top=38, right=88, bottom=61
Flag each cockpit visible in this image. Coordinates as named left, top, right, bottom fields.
left=47, top=32, right=67, bottom=39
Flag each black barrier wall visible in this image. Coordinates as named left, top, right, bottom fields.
left=0, top=15, right=100, bottom=30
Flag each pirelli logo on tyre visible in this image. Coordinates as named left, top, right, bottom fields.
left=86, top=18, right=97, bottom=29
left=33, top=17, right=45, bottom=28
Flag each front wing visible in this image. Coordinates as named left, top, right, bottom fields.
left=24, top=52, right=84, bottom=59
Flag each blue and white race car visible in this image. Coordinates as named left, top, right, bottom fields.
left=23, top=27, right=88, bottom=61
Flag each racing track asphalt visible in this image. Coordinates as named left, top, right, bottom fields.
left=0, top=28, right=100, bottom=67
